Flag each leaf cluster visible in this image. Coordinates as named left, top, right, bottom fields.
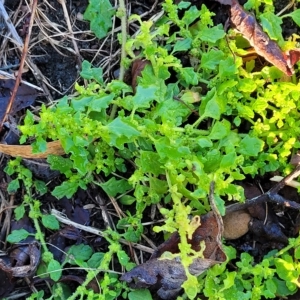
left=200, top=237, right=300, bottom=300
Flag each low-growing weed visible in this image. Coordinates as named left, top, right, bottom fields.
left=6, top=0, right=300, bottom=299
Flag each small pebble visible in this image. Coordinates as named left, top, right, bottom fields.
left=223, top=210, right=251, bottom=240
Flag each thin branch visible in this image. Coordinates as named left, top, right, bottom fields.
left=110, top=0, right=128, bottom=120
left=226, top=164, right=300, bottom=214
left=0, top=0, right=38, bottom=130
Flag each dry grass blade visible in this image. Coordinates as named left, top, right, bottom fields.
left=0, top=1, right=23, bottom=46
left=0, top=70, right=43, bottom=90
left=56, top=0, right=82, bottom=67
left=51, top=209, right=155, bottom=254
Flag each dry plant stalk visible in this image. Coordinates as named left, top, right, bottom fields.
left=0, top=141, right=64, bottom=158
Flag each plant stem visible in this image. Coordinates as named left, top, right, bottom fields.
left=110, top=0, right=127, bottom=120
left=68, top=245, right=117, bottom=300
left=29, top=202, right=48, bottom=253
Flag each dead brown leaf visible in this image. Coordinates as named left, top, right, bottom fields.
left=0, top=242, right=41, bottom=277
left=121, top=213, right=226, bottom=299
left=0, top=79, right=38, bottom=125
left=216, top=0, right=300, bottom=75
left=131, top=59, right=150, bottom=92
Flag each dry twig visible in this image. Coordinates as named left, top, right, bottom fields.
left=0, top=0, right=38, bottom=130
left=226, top=164, right=300, bottom=214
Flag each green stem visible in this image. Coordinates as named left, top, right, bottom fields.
left=275, top=236, right=300, bottom=258
left=68, top=245, right=117, bottom=300
left=192, top=114, right=206, bottom=128
left=110, top=0, right=127, bottom=120
left=29, top=202, right=48, bottom=253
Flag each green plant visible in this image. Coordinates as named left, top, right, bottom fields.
left=199, top=237, right=300, bottom=300
left=7, top=0, right=300, bottom=299
left=5, top=158, right=63, bottom=283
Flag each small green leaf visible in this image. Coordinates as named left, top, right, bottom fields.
left=201, top=49, right=225, bottom=70
left=294, top=246, right=300, bottom=259
left=203, top=93, right=225, bottom=120
left=215, top=194, right=225, bottom=216
left=209, top=120, right=230, bottom=140
left=107, top=80, right=132, bottom=94
left=178, top=1, right=191, bottom=9
left=52, top=181, right=79, bottom=199
left=182, top=5, right=200, bottom=25
left=273, top=278, right=295, bottom=297
left=155, top=137, right=190, bottom=160
left=182, top=274, right=198, bottom=299
left=237, top=103, right=254, bottom=119
left=223, top=271, right=236, bottom=289
left=128, top=289, right=152, bottom=300
left=138, top=151, right=162, bottom=176
left=260, top=12, right=283, bottom=42
left=68, top=244, right=93, bottom=264
left=34, top=180, right=47, bottom=195
left=288, top=9, right=300, bottom=27
left=132, top=85, right=158, bottom=108
left=123, top=227, right=143, bottom=243
left=117, top=250, right=130, bottom=266
left=100, top=177, right=132, bottom=197
left=106, top=117, right=140, bottom=147
left=238, top=136, right=264, bottom=156
left=200, top=25, right=225, bottom=43
left=89, top=94, right=114, bottom=112
left=15, top=204, right=25, bottom=221
left=220, top=152, right=236, bottom=169
left=47, top=259, right=62, bottom=281
left=80, top=60, right=104, bottom=84
left=197, top=137, right=213, bottom=148
left=32, top=137, right=47, bottom=153
left=83, top=0, right=114, bottom=39
left=47, top=155, right=73, bottom=173
left=87, top=252, right=105, bottom=268
left=42, top=215, right=60, bottom=230
left=178, top=67, right=198, bottom=85
left=7, top=179, right=20, bottom=193
left=252, top=98, right=269, bottom=113
left=238, top=78, right=257, bottom=93
left=119, top=195, right=136, bottom=205
left=7, top=229, right=30, bottom=243
left=172, top=38, right=192, bottom=53
left=219, top=57, right=238, bottom=78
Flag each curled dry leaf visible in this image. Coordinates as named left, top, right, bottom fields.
left=121, top=255, right=217, bottom=299
left=121, top=213, right=226, bottom=299
left=216, top=0, right=300, bottom=75
left=0, top=218, right=41, bottom=278
left=0, top=242, right=41, bottom=277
